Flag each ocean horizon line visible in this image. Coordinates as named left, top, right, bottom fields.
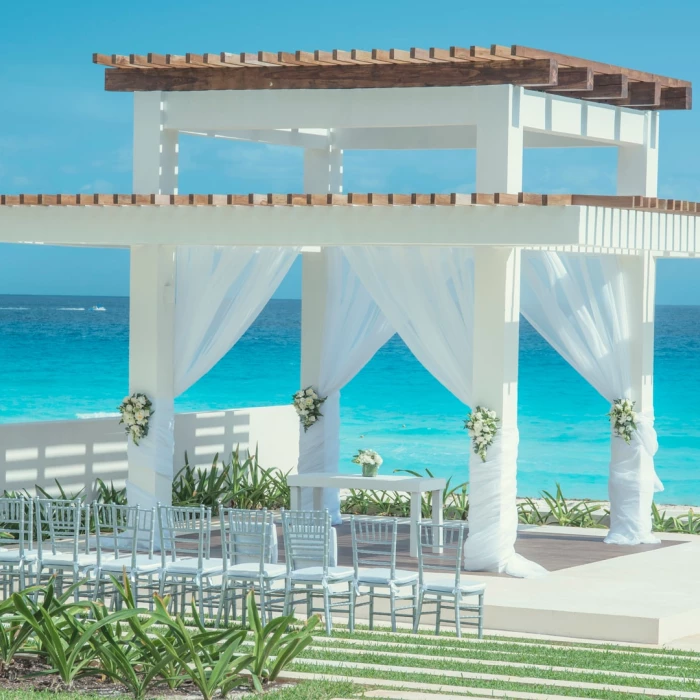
left=1, top=293, right=699, bottom=308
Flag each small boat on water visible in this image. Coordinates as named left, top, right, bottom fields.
left=89, top=306, right=106, bottom=312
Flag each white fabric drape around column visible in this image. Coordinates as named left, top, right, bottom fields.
left=128, top=245, right=298, bottom=511
left=343, top=246, right=544, bottom=578
left=174, top=246, right=300, bottom=396
left=520, top=251, right=662, bottom=545
left=297, top=248, right=394, bottom=522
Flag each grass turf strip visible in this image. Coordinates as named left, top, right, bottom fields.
left=290, top=662, right=688, bottom=700
left=334, top=624, right=700, bottom=658
left=293, top=648, right=700, bottom=693
left=308, top=636, right=700, bottom=678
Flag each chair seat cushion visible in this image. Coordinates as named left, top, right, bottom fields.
left=40, top=552, right=98, bottom=568
left=423, top=576, right=486, bottom=595
left=0, top=549, right=36, bottom=563
left=225, top=563, right=287, bottom=579
left=163, top=558, right=224, bottom=576
left=100, top=554, right=161, bottom=574
left=356, top=567, right=418, bottom=586
left=291, top=566, right=353, bottom=582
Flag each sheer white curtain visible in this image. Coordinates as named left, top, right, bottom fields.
left=174, top=246, right=299, bottom=394
left=521, top=251, right=662, bottom=545
left=343, top=247, right=545, bottom=578
left=297, top=248, right=394, bottom=522
left=127, top=246, right=299, bottom=510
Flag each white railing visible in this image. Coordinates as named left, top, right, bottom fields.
left=0, top=405, right=298, bottom=499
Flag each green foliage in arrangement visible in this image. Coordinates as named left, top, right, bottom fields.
left=173, top=447, right=291, bottom=513
left=516, top=483, right=607, bottom=528
left=652, top=503, right=700, bottom=534
left=0, top=575, right=317, bottom=698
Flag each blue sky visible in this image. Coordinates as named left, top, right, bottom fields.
left=1, top=0, right=700, bottom=302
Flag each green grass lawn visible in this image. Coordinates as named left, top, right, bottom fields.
left=284, top=624, right=700, bottom=700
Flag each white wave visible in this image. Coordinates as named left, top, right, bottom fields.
left=76, top=411, right=120, bottom=419
left=58, top=307, right=85, bottom=311
left=0, top=307, right=29, bottom=310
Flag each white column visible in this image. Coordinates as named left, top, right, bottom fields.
left=476, top=85, right=524, bottom=193
left=464, top=246, right=523, bottom=573
left=127, top=92, right=179, bottom=509
left=132, top=92, right=179, bottom=194
left=617, top=112, right=659, bottom=197
left=298, top=137, right=343, bottom=515
left=608, top=251, right=658, bottom=541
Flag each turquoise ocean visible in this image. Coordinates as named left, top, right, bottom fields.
left=0, top=295, right=699, bottom=505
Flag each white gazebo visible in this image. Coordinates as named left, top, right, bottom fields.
left=0, top=44, right=694, bottom=578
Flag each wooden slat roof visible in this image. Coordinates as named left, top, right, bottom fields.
left=3, top=193, right=700, bottom=214
left=93, top=45, right=691, bottom=110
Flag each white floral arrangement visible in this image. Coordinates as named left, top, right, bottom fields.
left=352, top=449, right=383, bottom=469
left=608, top=398, right=637, bottom=444
left=464, top=406, right=500, bottom=462
left=118, top=393, right=153, bottom=446
left=292, top=386, right=326, bottom=432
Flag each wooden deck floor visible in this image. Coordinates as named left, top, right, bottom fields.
left=243, top=519, right=680, bottom=575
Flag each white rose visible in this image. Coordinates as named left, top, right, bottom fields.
left=305, top=389, right=314, bottom=396
left=309, top=415, right=316, bottom=423
left=473, top=422, right=483, bottom=435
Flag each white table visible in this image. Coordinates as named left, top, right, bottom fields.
left=287, top=473, right=446, bottom=557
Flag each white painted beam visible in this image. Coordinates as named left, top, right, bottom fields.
left=4, top=205, right=700, bottom=254
left=0, top=204, right=584, bottom=248
left=181, top=128, right=329, bottom=150
left=522, top=90, right=647, bottom=146
left=164, top=86, right=647, bottom=147
left=179, top=126, right=612, bottom=151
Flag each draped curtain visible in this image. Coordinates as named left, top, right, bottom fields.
left=342, top=246, right=545, bottom=577
left=520, top=251, right=662, bottom=545
left=127, top=246, right=299, bottom=510
left=297, top=248, right=394, bottom=523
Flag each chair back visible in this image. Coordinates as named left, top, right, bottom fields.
left=221, top=507, right=274, bottom=574
left=281, top=509, right=331, bottom=573
left=36, top=499, right=91, bottom=561
left=95, top=504, right=156, bottom=564
left=351, top=515, right=398, bottom=578
left=0, top=497, right=33, bottom=557
left=416, top=522, right=466, bottom=589
left=158, top=504, right=212, bottom=569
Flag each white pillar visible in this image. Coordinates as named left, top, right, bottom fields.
left=464, top=247, right=524, bottom=573
left=127, top=92, right=179, bottom=509
left=607, top=251, right=659, bottom=542
left=298, top=137, right=343, bottom=517
left=476, top=85, right=524, bottom=194
left=132, top=92, right=179, bottom=194
left=617, top=112, right=659, bottom=197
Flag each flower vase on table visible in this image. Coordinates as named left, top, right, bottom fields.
left=352, top=449, right=383, bottom=477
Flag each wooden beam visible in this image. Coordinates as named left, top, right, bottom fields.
left=542, top=67, right=593, bottom=91
left=104, top=58, right=558, bottom=92
left=510, top=45, right=691, bottom=88
left=549, top=74, right=628, bottom=100
left=600, top=81, right=661, bottom=107
left=658, top=86, right=692, bottom=110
